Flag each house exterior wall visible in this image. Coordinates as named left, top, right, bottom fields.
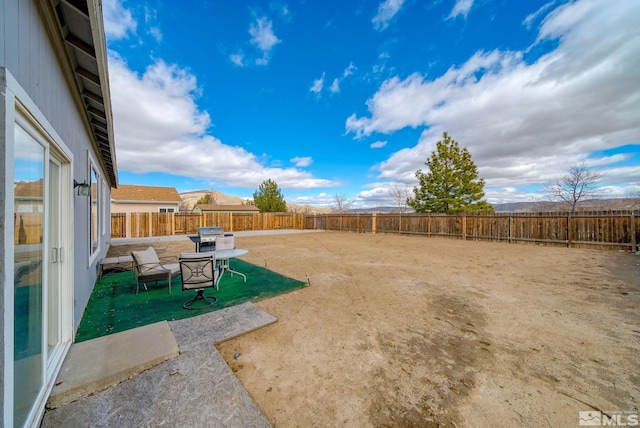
left=1, top=0, right=110, bottom=328
left=1, top=1, right=113, bottom=425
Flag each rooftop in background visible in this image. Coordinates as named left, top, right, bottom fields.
left=193, top=204, right=260, bottom=213
left=111, top=184, right=182, bottom=203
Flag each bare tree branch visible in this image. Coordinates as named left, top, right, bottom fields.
left=544, top=163, right=603, bottom=214
left=389, top=185, right=411, bottom=213
left=332, top=193, right=354, bottom=213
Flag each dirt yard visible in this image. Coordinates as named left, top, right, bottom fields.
left=209, top=231, right=636, bottom=427
left=113, top=231, right=639, bottom=426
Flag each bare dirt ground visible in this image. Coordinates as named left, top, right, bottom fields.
left=209, top=231, right=638, bottom=427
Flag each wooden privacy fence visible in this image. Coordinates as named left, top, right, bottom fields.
left=112, top=211, right=640, bottom=251
left=306, top=211, right=640, bottom=251
left=112, top=212, right=306, bottom=238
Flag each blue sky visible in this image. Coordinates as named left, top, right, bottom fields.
left=103, top=0, right=640, bottom=208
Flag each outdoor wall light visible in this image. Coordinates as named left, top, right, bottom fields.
left=74, top=179, right=91, bottom=196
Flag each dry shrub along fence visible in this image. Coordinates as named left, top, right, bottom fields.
left=111, top=211, right=640, bottom=252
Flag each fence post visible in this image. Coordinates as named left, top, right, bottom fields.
left=462, top=215, right=467, bottom=240
left=567, top=215, right=572, bottom=247
left=372, top=213, right=377, bottom=234
left=631, top=213, right=636, bottom=252
left=508, top=215, right=512, bottom=244
left=126, top=212, right=131, bottom=238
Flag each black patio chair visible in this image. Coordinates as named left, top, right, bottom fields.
left=179, top=253, right=220, bottom=310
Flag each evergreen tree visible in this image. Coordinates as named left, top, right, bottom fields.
left=407, top=132, right=493, bottom=214
left=253, top=179, right=287, bottom=212
left=195, top=193, right=212, bottom=205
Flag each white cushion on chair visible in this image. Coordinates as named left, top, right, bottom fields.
left=132, top=246, right=160, bottom=274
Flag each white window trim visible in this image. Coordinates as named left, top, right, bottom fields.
left=88, top=156, right=100, bottom=265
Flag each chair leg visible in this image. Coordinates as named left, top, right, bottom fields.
left=182, top=289, right=218, bottom=310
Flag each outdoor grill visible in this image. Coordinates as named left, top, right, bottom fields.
left=198, top=226, right=224, bottom=244
left=196, top=226, right=232, bottom=252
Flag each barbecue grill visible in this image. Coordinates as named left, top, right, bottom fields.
left=198, top=226, right=224, bottom=251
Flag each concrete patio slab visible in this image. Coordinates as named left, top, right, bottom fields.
left=169, top=301, right=278, bottom=350
left=42, top=303, right=276, bottom=427
left=47, top=320, right=179, bottom=409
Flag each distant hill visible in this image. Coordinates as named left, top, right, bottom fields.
left=179, top=189, right=333, bottom=214
left=180, top=190, right=247, bottom=211
left=493, top=198, right=640, bottom=213
left=179, top=191, right=640, bottom=214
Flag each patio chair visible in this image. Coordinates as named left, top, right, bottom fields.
left=131, top=246, right=180, bottom=294
left=179, top=252, right=220, bottom=310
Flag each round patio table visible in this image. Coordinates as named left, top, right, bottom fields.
left=215, top=249, right=248, bottom=284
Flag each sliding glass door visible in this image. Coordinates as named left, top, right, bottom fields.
left=13, top=124, right=46, bottom=427
left=13, top=115, right=71, bottom=427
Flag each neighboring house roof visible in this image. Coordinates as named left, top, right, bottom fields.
left=111, top=185, right=182, bottom=203
left=42, top=0, right=118, bottom=187
left=194, top=204, right=260, bottom=212
left=14, top=179, right=44, bottom=198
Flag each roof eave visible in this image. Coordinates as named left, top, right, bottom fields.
left=88, top=0, right=118, bottom=187
left=40, top=0, right=118, bottom=188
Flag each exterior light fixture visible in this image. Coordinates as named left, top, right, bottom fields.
left=73, top=179, right=91, bottom=196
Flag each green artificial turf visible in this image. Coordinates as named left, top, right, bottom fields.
left=75, top=258, right=306, bottom=343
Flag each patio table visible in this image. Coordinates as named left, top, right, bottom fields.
left=215, top=249, right=248, bottom=285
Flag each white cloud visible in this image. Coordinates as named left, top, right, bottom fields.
left=289, top=192, right=336, bottom=208
left=310, top=73, right=325, bottom=94
left=448, top=0, right=474, bottom=20
left=523, top=1, right=556, bottom=29
left=291, top=156, right=313, bottom=167
left=349, top=181, right=416, bottom=208
left=329, top=78, right=340, bottom=93
left=371, top=140, right=387, bottom=149
left=103, top=0, right=136, bottom=40
left=347, top=0, right=640, bottom=197
left=308, top=63, right=358, bottom=97
left=230, top=52, right=245, bottom=67
left=343, top=62, right=357, bottom=78
left=249, top=17, right=281, bottom=65
left=149, top=26, right=162, bottom=42
left=108, top=54, right=337, bottom=189
left=372, top=0, right=405, bottom=30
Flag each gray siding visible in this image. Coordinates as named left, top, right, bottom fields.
left=2, top=0, right=111, bottom=329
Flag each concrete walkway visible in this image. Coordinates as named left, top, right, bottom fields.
left=42, top=303, right=276, bottom=427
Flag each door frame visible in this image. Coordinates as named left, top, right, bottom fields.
left=4, top=71, right=74, bottom=427
left=45, top=152, right=73, bottom=379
